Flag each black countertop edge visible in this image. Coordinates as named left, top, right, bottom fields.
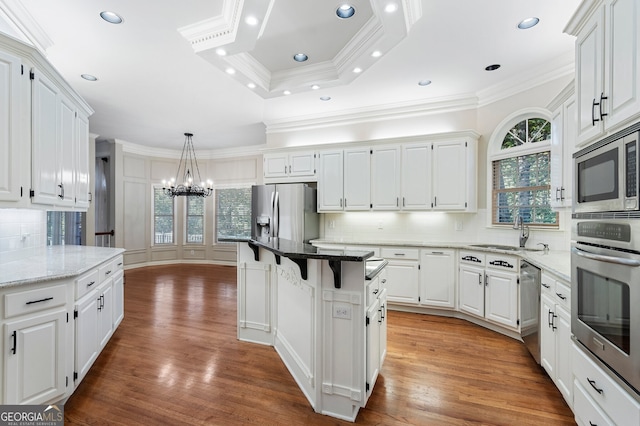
left=365, top=259, right=388, bottom=280
left=241, top=237, right=375, bottom=262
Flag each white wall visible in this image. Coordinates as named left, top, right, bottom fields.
left=0, top=209, right=46, bottom=262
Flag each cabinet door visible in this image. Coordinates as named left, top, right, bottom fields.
left=58, top=95, right=76, bottom=207
left=0, top=50, right=21, bottom=202
left=75, top=292, right=99, bottom=385
left=485, top=270, right=519, bottom=329
left=550, top=106, right=564, bottom=209
left=575, top=5, right=605, bottom=146
left=343, top=148, right=370, bottom=210
left=113, top=270, right=124, bottom=329
left=288, top=152, right=316, bottom=177
left=263, top=153, right=288, bottom=179
left=555, top=304, right=573, bottom=408
left=384, top=260, right=419, bottom=304
left=5, top=308, right=67, bottom=404
left=98, top=281, right=114, bottom=348
left=561, top=98, right=576, bottom=206
left=540, top=293, right=556, bottom=379
left=459, top=265, right=484, bottom=317
left=379, top=288, right=387, bottom=366
left=75, top=112, right=90, bottom=209
left=365, top=297, right=381, bottom=400
left=31, top=69, right=61, bottom=205
left=432, top=140, right=467, bottom=210
left=401, top=143, right=431, bottom=210
left=420, top=249, right=455, bottom=308
left=371, top=146, right=400, bottom=210
left=603, top=0, right=640, bottom=131
left=318, top=150, right=344, bottom=211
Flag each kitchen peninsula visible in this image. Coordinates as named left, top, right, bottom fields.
left=235, top=237, right=387, bottom=422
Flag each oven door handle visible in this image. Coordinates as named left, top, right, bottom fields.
left=572, top=247, right=640, bottom=267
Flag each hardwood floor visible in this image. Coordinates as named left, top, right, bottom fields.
left=64, top=264, right=575, bottom=425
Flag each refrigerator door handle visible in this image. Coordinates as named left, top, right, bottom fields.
left=274, top=191, right=280, bottom=238
left=270, top=190, right=276, bottom=237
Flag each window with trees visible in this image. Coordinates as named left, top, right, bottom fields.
left=491, top=117, right=558, bottom=226
left=185, top=197, right=204, bottom=244
left=215, top=187, right=252, bottom=242
left=153, top=187, right=174, bottom=244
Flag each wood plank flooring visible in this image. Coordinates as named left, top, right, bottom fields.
left=64, top=264, right=575, bottom=425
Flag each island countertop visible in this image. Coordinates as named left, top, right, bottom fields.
left=239, top=237, right=376, bottom=262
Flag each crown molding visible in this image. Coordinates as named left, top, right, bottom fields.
left=119, top=138, right=265, bottom=160
left=0, top=0, right=52, bottom=53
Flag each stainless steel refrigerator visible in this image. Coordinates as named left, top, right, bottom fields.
left=251, top=184, right=319, bottom=243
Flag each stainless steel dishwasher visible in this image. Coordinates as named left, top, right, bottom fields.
left=520, top=260, right=541, bottom=364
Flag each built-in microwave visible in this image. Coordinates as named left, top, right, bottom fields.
left=574, top=127, right=640, bottom=213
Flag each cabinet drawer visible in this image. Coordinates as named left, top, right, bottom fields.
left=381, top=247, right=419, bottom=260
left=76, top=269, right=100, bottom=300
left=459, top=251, right=485, bottom=266
left=486, top=254, right=518, bottom=272
left=366, top=276, right=380, bottom=307
left=574, top=380, right=614, bottom=426
left=572, top=343, right=640, bottom=426
left=99, top=261, right=116, bottom=282
left=112, top=255, right=124, bottom=273
left=541, top=273, right=555, bottom=296
left=554, top=280, right=571, bottom=310
left=5, top=284, right=67, bottom=318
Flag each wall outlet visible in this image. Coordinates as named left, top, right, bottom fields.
left=378, top=221, right=383, bottom=230
left=333, top=305, right=351, bottom=320
left=329, top=220, right=336, bottom=229
left=455, top=220, right=463, bottom=231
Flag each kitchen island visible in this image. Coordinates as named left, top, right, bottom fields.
left=235, top=237, right=386, bottom=422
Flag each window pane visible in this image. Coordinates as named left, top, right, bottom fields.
left=216, top=187, right=252, bottom=241
left=186, top=196, right=204, bottom=244
left=529, top=118, right=551, bottom=143
left=154, top=188, right=174, bottom=244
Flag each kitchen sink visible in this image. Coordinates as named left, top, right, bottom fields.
left=469, top=244, right=541, bottom=252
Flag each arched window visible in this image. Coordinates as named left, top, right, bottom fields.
left=489, top=111, right=558, bottom=227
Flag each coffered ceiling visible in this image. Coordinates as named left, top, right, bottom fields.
left=0, top=0, right=581, bottom=150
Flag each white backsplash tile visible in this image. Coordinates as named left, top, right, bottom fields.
left=321, top=209, right=571, bottom=251
left=0, top=209, right=46, bottom=262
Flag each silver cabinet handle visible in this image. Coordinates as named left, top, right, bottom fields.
left=572, top=247, right=640, bottom=267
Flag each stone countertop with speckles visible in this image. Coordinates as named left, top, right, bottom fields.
left=0, top=246, right=125, bottom=288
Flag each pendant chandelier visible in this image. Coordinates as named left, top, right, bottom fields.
left=162, top=132, right=213, bottom=197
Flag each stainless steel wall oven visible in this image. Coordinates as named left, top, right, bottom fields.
left=571, top=219, right=640, bottom=397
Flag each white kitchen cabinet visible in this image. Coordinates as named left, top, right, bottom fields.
left=74, top=290, right=99, bottom=384
left=381, top=247, right=419, bottom=304
left=0, top=49, right=22, bottom=203
left=371, top=145, right=400, bottom=210
left=401, top=143, right=431, bottom=210
left=568, top=0, right=640, bottom=147
left=97, top=279, right=114, bottom=348
left=344, top=147, right=370, bottom=210
left=432, top=139, right=477, bottom=211
left=459, top=251, right=519, bottom=330
left=366, top=293, right=381, bottom=398
left=318, top=150, right=344, bottom=211
left=113, top=270, right=124, bottom=329
left=3, top=282, right=70, bottom=405
left=75, top=111, right=91, bottom=209
left=419, top=249, right=455, bottom=309
left=263, top=151, right=316, bottom=181
left=540, top=273, right=573, bottom=408
left=549, top=83, right=576, bottom=209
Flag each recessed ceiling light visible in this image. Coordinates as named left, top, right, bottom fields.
left=100, top=11, right=123, bottom=24
left=336, top=4, right=355, bottom=19
left=293, top=53, right=308, bottom=62
left=485, top=64, right=501, bottom=71
left=371, top=50, right=382, bottom=58
left=384, top=3, right=398, bottom=13
left=320, top=96, right=331, bottom=101
left=353, top=67, right=362, bottom=74
left=216, top=48, right=227, bottom=56
left=418, top=80, right=431, bottom=86
left=311, top=84, right=320, bottom=90
left=226, top=67, right=236, bottom=75
left=81, top=74, right=98, bottom=81
left=245, top=16, right=259, bottom=26
left=247, top=82, right=256, bottom=89
left=283, top=90, right=291, bottom=95
left=518, top=17, right=540, bottom=29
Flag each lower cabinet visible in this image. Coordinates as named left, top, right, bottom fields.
left=420, top=249, right=455, bottom=308
left=365, top=274, right=388, bottom=402
left=381, top=247, right=419, bottom=304
left=540, top=273, right=572, bottom=408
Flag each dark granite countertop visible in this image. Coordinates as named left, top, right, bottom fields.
left=248, top=237, right=375, bottom=262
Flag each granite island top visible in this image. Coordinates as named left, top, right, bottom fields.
left=0, top=246, right=125, bottom=288
left=246, top=237, right=375, bottom=262
left=311, top=238, right=571, bottom=282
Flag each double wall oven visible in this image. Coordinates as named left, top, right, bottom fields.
left=572, top=123, right=640, bottom=398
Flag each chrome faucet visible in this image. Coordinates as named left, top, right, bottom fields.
left=513, top=213, right=529, bottom=248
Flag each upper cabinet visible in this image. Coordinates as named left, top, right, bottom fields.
left=548, top=82, right=576, bottom=209
left=317, top=132, right=478, bottom=213
left=0, top=49, right=22, bottom=204
left=567, top=0, right=640, bottom=147
left=0, top=34, right=93, bottom=210
left=263, top=151, right=317, bottom=182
